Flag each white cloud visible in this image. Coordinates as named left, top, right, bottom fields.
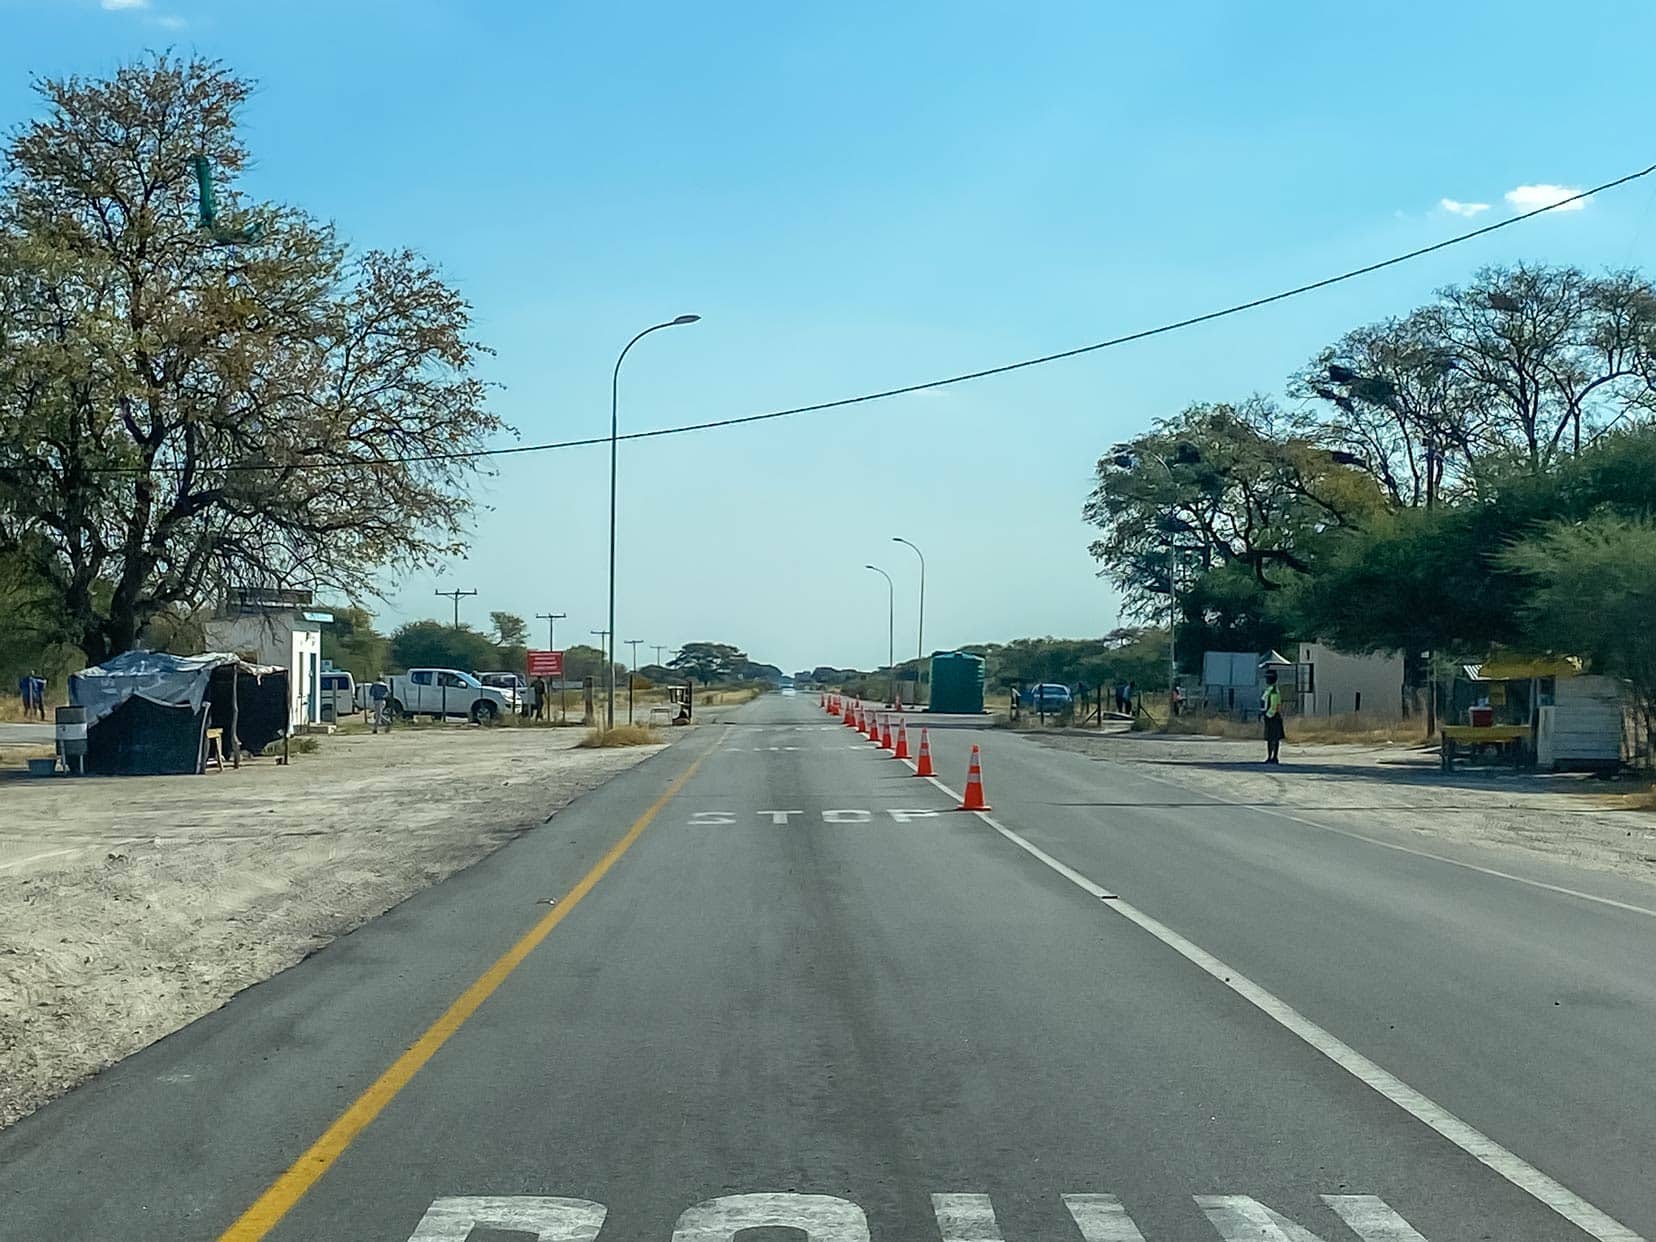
left=101, top=0, right=149, bottom=9
left=1439, top=198, right=1490, bottom=218
left=1505, top=183, right=1586, bottom=213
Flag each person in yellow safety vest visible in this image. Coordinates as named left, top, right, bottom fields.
left=1262, top=668, right=1285, bottom=764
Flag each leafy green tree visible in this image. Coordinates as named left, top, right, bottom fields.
left=489, top=612, right=528, bottom=648
left=321, top=604, right=391, bottom=680
left=670, top=642, right=748, bottom=682
left=1499, top=515, right=1656, bottom=738
left=561, top=643, right=621, bottom=683
left=1085, top=398, right=1383, bottom=620
left=0, top=56, right=504, bottom=663
left=389, top=621, right=498, bottom=673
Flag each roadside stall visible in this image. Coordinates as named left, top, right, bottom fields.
left=69, top=651, right=290, bottom=776
left=1440, top=655, right=1582, bottom=772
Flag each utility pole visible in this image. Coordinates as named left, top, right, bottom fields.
left=535, top=612, right=566, bottom=651
left=626, top=639, right=644, bottom=725
left=652, top=644, right=672, bottom=669
left=591, top=630, right=610, bottom=727
left=537, top=612, right=567, bottom=723
left=435, top=588, right=477, bottom=629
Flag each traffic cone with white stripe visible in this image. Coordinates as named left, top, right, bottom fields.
left=880, top=715, right=894, bottom=750
left=894, top=720, right=910, bottom=759
left=868, top=711, right=883, bottom=742
left=958, top=745, right=990, bottom=810
left=914, top=728, right=934, bottom=776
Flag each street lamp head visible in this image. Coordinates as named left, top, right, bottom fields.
left=672, top=314, right=701, bottom=325
left=864, top=564, right=878, bottom=572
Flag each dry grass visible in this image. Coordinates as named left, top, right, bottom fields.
left=1163, top=711, right=1430, bottom=746
left=576, top=724, right=664, bottom=748
left=0, top=695, right=38, bottom=724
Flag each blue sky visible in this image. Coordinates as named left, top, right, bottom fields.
left=5, top=1, right=1655, bottom=672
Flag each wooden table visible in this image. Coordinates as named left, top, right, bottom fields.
left=1440, top=724, right=1532, bottom=772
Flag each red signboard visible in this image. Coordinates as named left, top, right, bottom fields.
left=527, top=650, right=564, bottom=678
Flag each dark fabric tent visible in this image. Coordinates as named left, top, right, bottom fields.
left=70, top=652, right=290, bottom=776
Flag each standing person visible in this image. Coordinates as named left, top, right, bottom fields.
left=1261, top=668, right=1285, bottom=764
left=31, top=673, right=46, bottom=719
left=1125, top=681, right=1136, bottom=715
left=532, top=676, right=548, bottom=721
left=369, top=678, right=390, bottom=733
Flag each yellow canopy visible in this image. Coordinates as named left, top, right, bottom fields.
left=1474, top=654, right=1581, bottom=680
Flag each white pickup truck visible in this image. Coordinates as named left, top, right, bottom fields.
left=386, top=668, right=511, bottom=723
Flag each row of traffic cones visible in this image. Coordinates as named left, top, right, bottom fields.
left=819, top=694, right=988, bottom=810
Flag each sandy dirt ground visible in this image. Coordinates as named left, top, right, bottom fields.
left=0, top=723, right=668, bottom=1128
left=1031, top=727, right=1656, bottom=883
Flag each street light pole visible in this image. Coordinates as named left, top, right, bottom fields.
left=865, top=565, right=895, bottom=707
left=1111, top=448, right=1178, bottom=712
left=892, top=536, right=925, bottom=704
left=608, top=314, right=700, bottom=729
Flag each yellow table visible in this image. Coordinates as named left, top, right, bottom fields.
left=1440, top=724, right=1532, bottom=771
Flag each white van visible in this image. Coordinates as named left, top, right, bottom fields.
left=320, top=670, right=357, bottom=719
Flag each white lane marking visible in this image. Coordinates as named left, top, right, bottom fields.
left=1118, top=756, right=1656, bottom=920
left=406, top=1196, right=606, bottom=1240
left=932, top=1192, right=1003, bottom=1240
left=1322, top=1195, right=1431, bottom=1240
left=687, top=811, right=735, bottom=825
left=975, top=808, right=1646, bottom=1242
left=1196, top=1195, right=1336, bottom=1241
left=889, top=808, right=942, bottom=823
left=822, top=809, right=873, bottom=823
left=1198, top=1194, right=1428, bottom=1240
left=671, top=1193, right=871, bottom=1240
left=1062, top=1194, right=1148, bottom=1241
left=760, top=810, right=804, bottom=824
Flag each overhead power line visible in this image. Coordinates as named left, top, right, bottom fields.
left=30, top=159, right=1656, bottom=477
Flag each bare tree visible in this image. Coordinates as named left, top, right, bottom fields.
left=0, top=56, right=508, bottom=662
left=1436, top=264, right=1656, bottom=470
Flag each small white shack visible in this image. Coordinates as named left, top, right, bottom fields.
left=202, top=589, right=333, bottom=729
left=1296, top=642, right=1405, bottom=720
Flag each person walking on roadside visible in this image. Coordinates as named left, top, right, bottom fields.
left=532, top=676, right=548, bottom=721
left=1262, top=668, right=1285, bottom=764
left=31, top=673, right=46, bottom=719
left=369, top=678, right=391, bottom=733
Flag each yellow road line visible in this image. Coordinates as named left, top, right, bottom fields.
left=218, top=746, right=710, bottom=1241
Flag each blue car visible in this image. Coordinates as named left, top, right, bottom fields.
left=1021, top=683, right=1073, bottom=713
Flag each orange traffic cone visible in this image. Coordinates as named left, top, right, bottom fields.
left=880, top=716, right=894, bottom=750
left=894, top=720, right=910, bottom=759
left=915, top=728, right=934, bottom=776
left=868, top=711, right=882, bottom=742
left=958, top=745, right=990, bottom=810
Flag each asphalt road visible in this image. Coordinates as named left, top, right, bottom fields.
left=3, top=693, right=1654, bottom=1240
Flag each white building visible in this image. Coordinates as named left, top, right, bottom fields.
left=203, top=589, right=333, bottom=729
left=1296, top=642, right=1405, bottom=720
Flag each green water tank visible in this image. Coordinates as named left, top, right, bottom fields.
left=928, top=651, right=985, bottom=714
